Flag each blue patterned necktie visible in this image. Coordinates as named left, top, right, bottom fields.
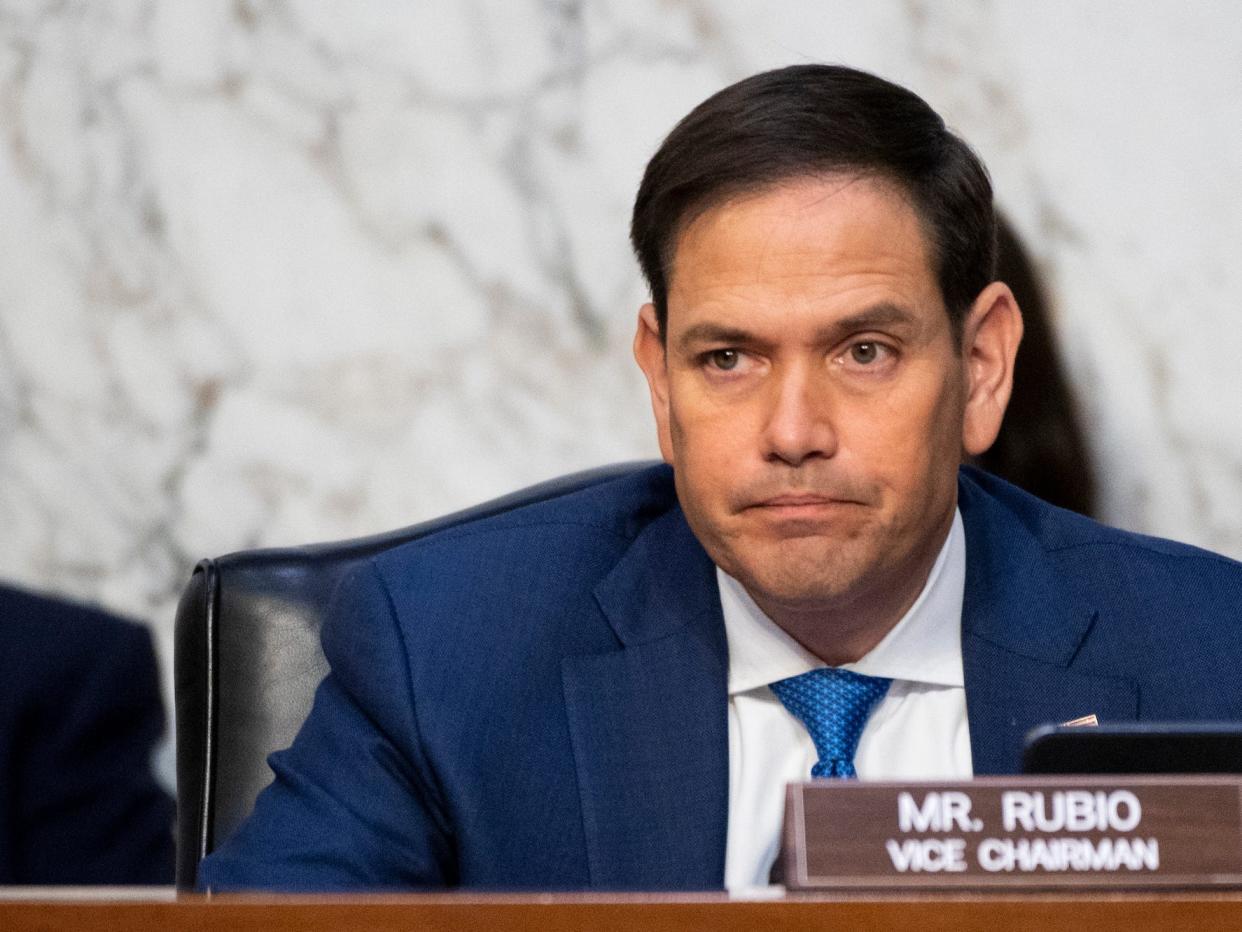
left=769, top=667, right=892, bottom=779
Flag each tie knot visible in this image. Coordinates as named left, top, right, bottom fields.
left=769, top=667, right=891, bottom=779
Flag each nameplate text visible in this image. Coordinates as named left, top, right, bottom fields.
left=781, top=777, right=1242, bottom=889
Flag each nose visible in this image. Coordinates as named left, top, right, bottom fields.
left=761, top=361, right=837, bottom=466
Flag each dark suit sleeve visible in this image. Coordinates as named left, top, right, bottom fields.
left=14, top=616, right=174, bottom=884
left=199, top=559, right=454, bottom=890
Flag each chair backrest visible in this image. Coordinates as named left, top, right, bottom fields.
left=172, top=461, right=654, bottom=889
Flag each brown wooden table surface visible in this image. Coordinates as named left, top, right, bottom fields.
left=4, top=888, right=1242, bottom=931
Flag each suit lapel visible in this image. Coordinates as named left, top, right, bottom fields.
left=561, top=506, right=729, bottom=889
left=958, top=470, right=1138, bottom=774
left=963, top=634, right=1138, bottom=773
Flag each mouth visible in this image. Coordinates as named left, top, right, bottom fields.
left=745, top=494, right=866, bottom=518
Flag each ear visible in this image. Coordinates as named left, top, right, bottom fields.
left=961, top=282, right=1024, bottom=457
left=632, top=303, right=675, bottom=464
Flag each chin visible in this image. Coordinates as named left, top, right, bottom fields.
left=721, top=539, right=871, bottom=614
left=753, top=568, right=861, bottom=613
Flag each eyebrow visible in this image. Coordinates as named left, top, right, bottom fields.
left=674, top=302, right=922, bottom=353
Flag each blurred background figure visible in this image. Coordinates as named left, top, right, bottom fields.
left=0, top=584, right=173, bottom=885
left=975, top=215, right=1097, bottom=517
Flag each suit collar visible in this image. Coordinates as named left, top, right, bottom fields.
left=593, top=504, right=722, bottom=649
left=958, top=467, right=1095, bottom=665
left=594, top=467, right=1097, bottom=663
left=957, top=468, right=1138, bottom=773
left=562, top=504, right=730, bottom=889
left=597, top=468, right=1103, bottom=666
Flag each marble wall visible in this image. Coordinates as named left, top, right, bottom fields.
left=2, top=0, right=1241, bottom=776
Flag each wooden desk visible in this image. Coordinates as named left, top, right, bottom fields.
left=3, top=889, right=1242, bottom=931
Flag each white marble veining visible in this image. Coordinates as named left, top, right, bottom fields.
left=2, top=2, right=1241, bottom=780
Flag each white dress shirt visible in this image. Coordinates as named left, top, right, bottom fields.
left=720, top=509, right=972, bottom=891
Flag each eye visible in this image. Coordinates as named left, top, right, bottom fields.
left=840, top=340, right=898, bottom=367
left=850, top=342, right=881, bottom=365
left=834, top=339, right=898, bottom=374
left=708, top=349, right=741, bottom=371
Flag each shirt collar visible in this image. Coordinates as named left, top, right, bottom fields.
left=719, top=508, right=966, bottom=695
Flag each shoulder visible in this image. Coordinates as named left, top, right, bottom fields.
left=370, top=462, right=679, bottom=584
left=321, top=463, right=681, bottom=670
left=0, top=585, right=162, bottom=750
left=957, top=467, right=1242, bottom=705
left=0, top=583, right=153, bottom=682
left=310, top=464, right=686, bottom=770
left=960, top=466, right=1242, bottom=568
left=959, top=466, right=1242, bottom=621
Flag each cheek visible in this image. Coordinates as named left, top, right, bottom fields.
left=667, top=394, right=762, bottom=525
left=670, top=403, right=728, bottom=489
left=668, top=379, right=748, bottom=457
left=840, top=376, right=964, bottom=489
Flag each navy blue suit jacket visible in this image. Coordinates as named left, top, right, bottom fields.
left=202, top=465, right=1242, bottom=891
left=0, top=584, right=174, bottom=884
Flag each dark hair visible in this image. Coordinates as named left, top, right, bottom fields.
left=630, top=64, right=996, bottom=341
left=974, top=214, right=1096, bottom=517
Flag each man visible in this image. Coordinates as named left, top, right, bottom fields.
left=0, top=582, right=174, bottom=884
left=201, top=65, right=1242, bottom=891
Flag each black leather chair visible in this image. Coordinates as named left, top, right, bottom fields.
left=173, top=461, right=654, bottom=889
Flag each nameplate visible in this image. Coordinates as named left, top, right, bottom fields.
left=781, top=776, right=1242, bottom=889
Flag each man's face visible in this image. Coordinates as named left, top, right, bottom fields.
left=635, top=175, right=1011, bottom=644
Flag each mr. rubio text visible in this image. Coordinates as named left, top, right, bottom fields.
left=885, top=790, right=1159, bottom=874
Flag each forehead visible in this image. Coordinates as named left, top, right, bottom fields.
left=666, top=175, right=943, bottom=335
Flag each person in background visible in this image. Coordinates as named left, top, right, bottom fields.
left=975, top=215, right=1096, bottom=517
left=0, top=583, right=174, bottom=884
